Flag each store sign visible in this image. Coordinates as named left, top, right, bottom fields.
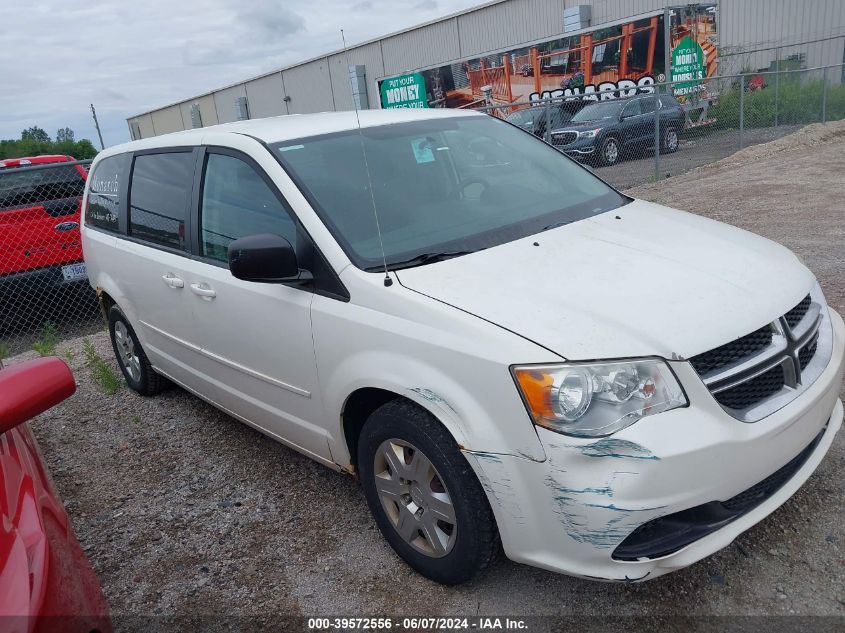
left=376, top=4, right=716, bottom=110
left=671, top=35, right=706, bottom=96
left=380, top=73, right=428, bottom=109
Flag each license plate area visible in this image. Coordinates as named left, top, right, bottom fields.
left=61, top=262, right=87, bottom=282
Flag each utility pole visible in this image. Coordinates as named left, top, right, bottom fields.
left=663, top=4, right=672, bottom=93
left=90, top=103, right=105, bottom=150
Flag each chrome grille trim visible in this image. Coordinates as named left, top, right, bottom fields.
left=691, top=284, right=833, bottom=422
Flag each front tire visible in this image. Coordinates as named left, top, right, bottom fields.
left=598, top=136, right=621, bottom=166
left=358, top=400, right=499, bottom=585
left=108, top=306, right=167, bottom=396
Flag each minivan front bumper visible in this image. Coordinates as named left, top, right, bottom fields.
left=464, top=308, right=844, bottom=581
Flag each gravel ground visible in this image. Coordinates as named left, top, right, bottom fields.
left=12, top=122, right=845, bottom=626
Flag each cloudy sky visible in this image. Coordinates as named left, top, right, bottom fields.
left=0, top=0, right=487, bottom=147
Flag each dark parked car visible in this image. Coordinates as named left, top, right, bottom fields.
left=548, top=94, right=685, bottom=166
left=505, top=101, right=586, bottom=140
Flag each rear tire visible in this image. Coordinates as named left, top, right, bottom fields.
left=357, top=400, right=499, bottom=585
left=661, top=126, right=680, bottom=154
left=107, top=305, right=167, bottom=396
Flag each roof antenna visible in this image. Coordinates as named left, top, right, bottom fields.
left=341, top=28, right=392, bottom=287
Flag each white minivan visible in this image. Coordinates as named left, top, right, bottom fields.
left=82, top=109, right=843, bottom=584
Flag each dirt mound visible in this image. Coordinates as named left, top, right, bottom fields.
left=629, top=120, right=845, bottom=197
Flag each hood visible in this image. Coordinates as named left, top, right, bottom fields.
left=395, top=199, right=814, bottom=360
left=558, top=119, right=612, bottom=131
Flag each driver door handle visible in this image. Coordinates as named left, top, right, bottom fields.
left=162, top=273, right=184, bottom=288
left=190, top=282, right=217, bottom=299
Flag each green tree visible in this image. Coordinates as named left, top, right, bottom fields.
left=56, top=127, right=75, bottom=143
left=21, top=126, right=50, bottom=143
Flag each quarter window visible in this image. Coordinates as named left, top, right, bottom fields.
left=87, top=155, right=127, bottom=231
left=200, top=153, right=297, bottom=262
left=129, top=152, right=193, bottom=250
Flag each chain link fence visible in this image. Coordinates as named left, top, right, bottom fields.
left=472, top=63, right=845, bottom=190
left=2, top=64, right=844, bottom=360
left=0, top=158, right=101, bottom=360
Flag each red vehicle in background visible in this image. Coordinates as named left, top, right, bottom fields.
left=0, top=156, right=89, bottom=329
left=0, top=357, right=111, bottom=633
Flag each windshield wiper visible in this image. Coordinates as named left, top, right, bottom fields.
left=386, top=250, right=476, bottom=270
left=540, top=220, right=571, bottom=232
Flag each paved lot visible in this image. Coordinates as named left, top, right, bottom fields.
left=16, top=122, right=845, bottom=625
left=597, top=124, right=802, bottom=191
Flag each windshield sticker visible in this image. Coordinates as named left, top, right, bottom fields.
left=411, top=138, right=435, bottom=164
left=278, top=144, right=305, bottom=152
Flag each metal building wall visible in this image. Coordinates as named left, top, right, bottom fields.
left=127, top=0, right=845, bottom=139
left=281, top=58, right=335, bottom=114
left=244, top=73, right=287, bottom=119
left=149, top=104, right=185, bottom=135
left=719, top=0, right=845, bottom=74
left=327, top=41, right=385, bottom=112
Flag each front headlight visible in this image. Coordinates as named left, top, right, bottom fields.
left=512, top=360, right=687, bottom=437
left=578, top=128, right=601, bottom=138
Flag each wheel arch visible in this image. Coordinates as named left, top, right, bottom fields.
left=340, top=386, right=468, bottom=472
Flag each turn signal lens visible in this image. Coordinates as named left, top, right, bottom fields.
left=512, top=360, right=687, bottom=437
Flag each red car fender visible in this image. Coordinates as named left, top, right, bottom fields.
left=0, top=360, right=111, bottom=632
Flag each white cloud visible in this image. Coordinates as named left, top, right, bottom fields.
left=0, top=0, right=485, bottom=146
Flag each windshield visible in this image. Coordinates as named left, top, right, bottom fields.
left=570, top=101, right=627, bottom=122
left=272, top=115, right=626, bottom=271
left=0, top=164, right=85, bottom=210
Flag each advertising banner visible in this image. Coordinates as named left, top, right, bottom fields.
left=668, top=4, right=718, bottom=101
left=377, top=4, right=718, bottom=111
left=380, top=73, right=428, bottom=109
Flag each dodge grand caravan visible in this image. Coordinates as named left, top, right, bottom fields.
left=81, top=109, right=844, bottom=585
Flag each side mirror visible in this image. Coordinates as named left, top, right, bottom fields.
left=0, top=358, right=76, bottom=434
left=227, top=233, right=307, bottom=283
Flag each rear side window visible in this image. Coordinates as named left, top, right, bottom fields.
left=0, top=163, right=85, bottom=211
left=129, top=152, right=193, bottom=250
left=87, top=155, right=127, bottom=232
left=199, top=153, right=297, bottom=262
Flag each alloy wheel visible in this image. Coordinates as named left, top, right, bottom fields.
left=113, top=321, right=141, bottom=382
left=666, top=129, right=678, bottom=151
left=373, top=438, right=457, bottom=558
left=604, top=139, right=619, bottom=164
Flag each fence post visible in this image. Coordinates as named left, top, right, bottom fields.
left=544, top=97, right=552, bottom=143
left=654, top=90, right=661, bottom=181
left=822, top=66, right=828, bottom=123
left=739, top=74, right=745, bottom=150
left=774, top=47, right=780, bottom=127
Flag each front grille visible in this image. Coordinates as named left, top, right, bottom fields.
left=551, top=131, right=578, bottom=146
left=798, top=333, right=819, bottom=370
left=613, top=426, right=826, bottom=561
left=690, top=326, right=773, bottom=375
left=785, top=294, right=811, bottom=328
left=714, top=364, right=785, bottom=410
left=689, top=290, right=829, bottom=421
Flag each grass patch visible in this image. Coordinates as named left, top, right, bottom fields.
left=0, top=341, right=8, bottom=363
left=83, top=337, right=122, bottom=395
left=709, top=76, right=845, bottom=129
left=32, top=322, right=60, bottom=357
